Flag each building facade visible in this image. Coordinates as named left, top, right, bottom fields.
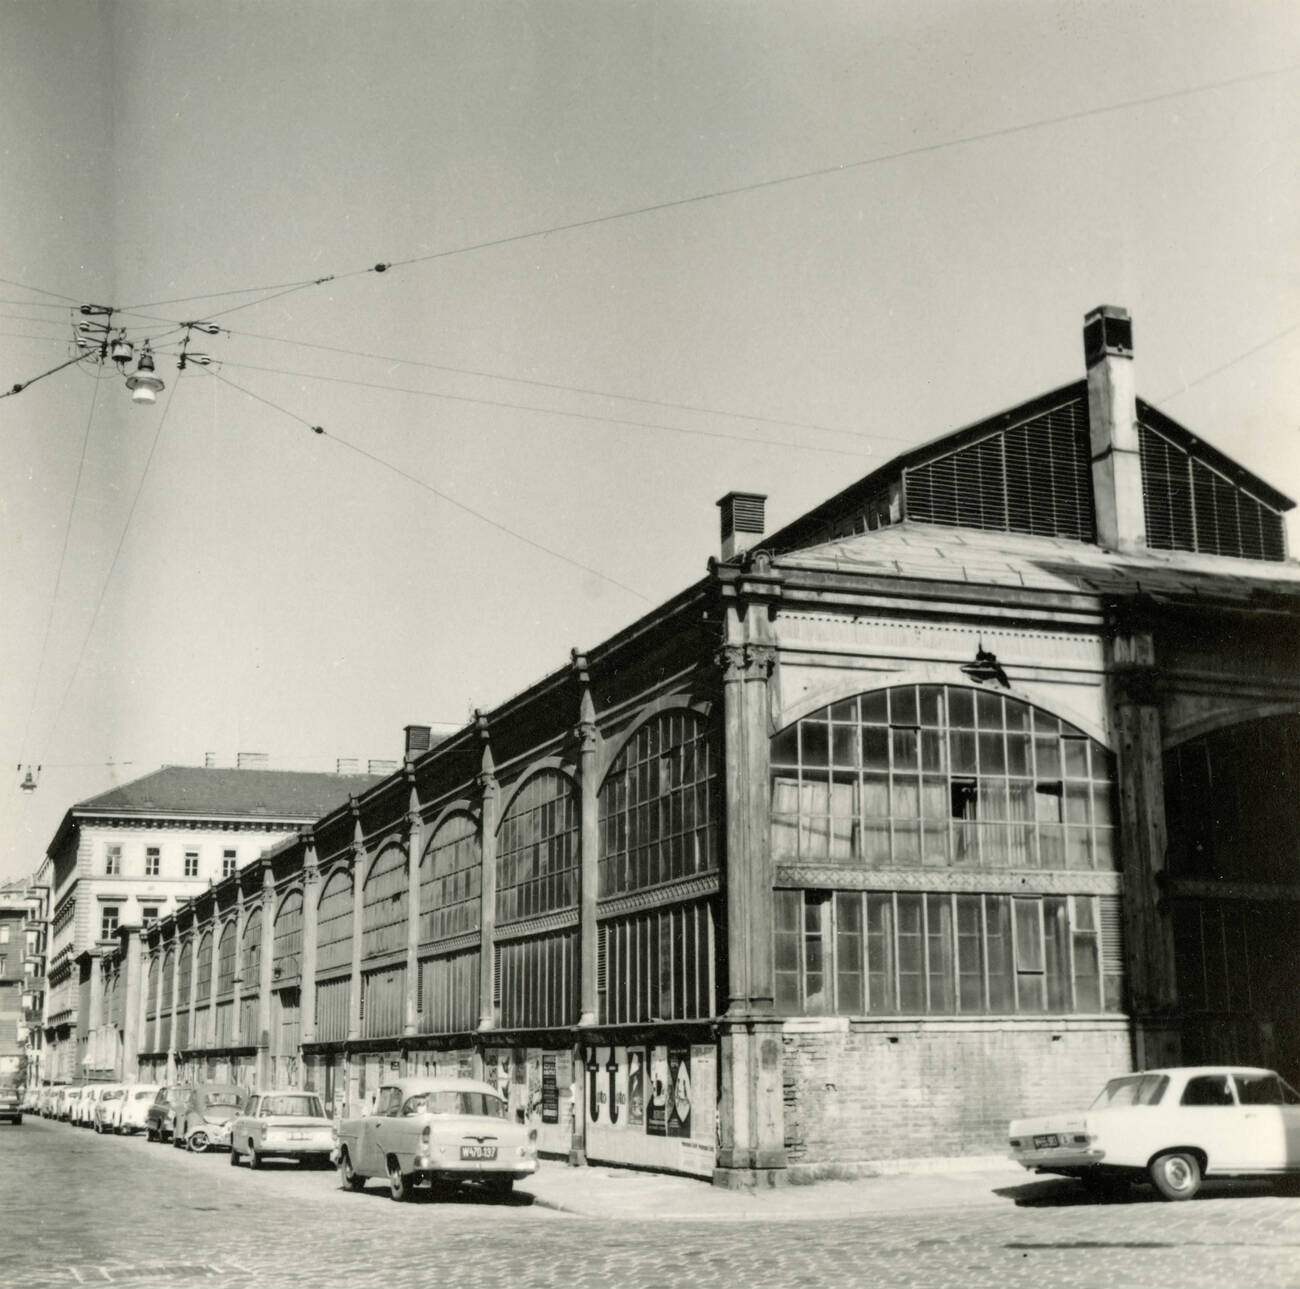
left=0, top=877, right=49, bottom=1089
left=93, top=307, right=1299, bottom=1185
left=39, top=766, right=379, bottom=1085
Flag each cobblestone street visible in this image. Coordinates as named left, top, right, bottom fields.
left=3, top=1120, right=1300, bottom=1288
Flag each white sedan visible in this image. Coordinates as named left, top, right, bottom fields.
left=1010, top=1065, right=1300, bottom=1199
left=229, top=1091, right=336, bottom=1169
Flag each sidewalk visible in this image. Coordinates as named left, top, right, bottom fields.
left=518, top=1157, right=1034, bottom=1221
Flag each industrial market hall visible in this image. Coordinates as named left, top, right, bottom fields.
left=50, top=307, right=1300, bottom=1186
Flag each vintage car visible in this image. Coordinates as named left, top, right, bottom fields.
left=333, top=1076, right=537, bottom=1201
left=1010, top=1066, right=1300, bottom=1200
left=144, top=1084, right=191, bottom=1142
left=60, top=1085, right=84, bottom=1122
left=228, top=1090, right=336, bottom=1169
left=91, top=1084, right=127, bottom=1133
left=173, top=1084, right=248, bottom=1152
left=116, top=1084, right=161, bottom=1135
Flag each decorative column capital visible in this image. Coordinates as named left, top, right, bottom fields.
left=575, top=685, right=597, bottom=755
left=717, top=642, right=747, bottom=684
left=743, top=643, right=776, bottom=681
left=475, top=712, right=498, bottom=796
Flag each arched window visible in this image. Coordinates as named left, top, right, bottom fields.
left=771, top=684, right=1115, bottom=871
left=195, top=931, right=213, bottom=1003
left=216, top=922, right=236, bottom=994
left=273, top=890, right=304, bottom=980
left=316, top=869, right=354, bottom=974
left=419, top=813, right=480, bottom=945
left=362, top=844, right=408, bottom=958
left=242, top=909, right=262, bottom=985
left=161, top=950, right=175, bottom=1009
left=598, top=709, right=718, bottom=897
left=176, top=940, right=193, bottom=1002
left=496, top=771, right=579, bottom=924
left=146, top=955, right=159, bottom=1017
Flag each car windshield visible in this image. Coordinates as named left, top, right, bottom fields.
left=1090, top=1073, right=1169, bottom=1108
left=102, top=1090, right=124, bottom=1101
left=134, top=1088, right=156, bottom=1100
left=401, top=1091, right=507, bottom=1118
left=201, top=1091, right=243, bottom=1108
left=259, top=1095, right=324, bottom=1118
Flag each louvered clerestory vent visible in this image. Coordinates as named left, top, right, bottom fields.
left=1139, top=423, right=1286, bottom=561
left=903, top=395, right=1095, bottom=540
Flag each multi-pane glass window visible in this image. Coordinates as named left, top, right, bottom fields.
left=273, top=891, right=304, bottom=980
left=361, top=845, right=408, bottom=958
left=184, top=850, right=199, bottom=878
left=216, top=923, right=236, bottom=993
left=242, top=908, right=263, bottom=985
left=195, top=931, right=213, bottom=1003
left=222, top=850, right=237, bottom=879
left=315, top=870, right=354, bottom=973
left=598, top=899, right=718, bottom=1024
left=598, top=710, right=719, bottom=897
left=100, top=906, right=119, bottom=940
left=496, top=771, right=579, bottom=924
left=145, top=847, right=161, bottom=877
left=771, top=685, right=1116, bottom=870
left=105, top=845, right=121, bottom=876
left=419, top=813, right=481, bottom=945
left=775, top=888, right=1121, bottom=1016
left=1172, top=900, right=1300, bottom=1020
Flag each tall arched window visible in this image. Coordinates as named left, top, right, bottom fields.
left=419, top=813, right=480, bottom=945
left=771, top=684, right=1115, bottom=871
left=161, top=950, right=175, bottom=1008
left=195, top=932, right=213, bottom=1003
left=316, top=869, right=354, bottom=974
left=273, top=890, right=304, bottom=980
left=496, top=771, right=579, bottom=924
left=242, top=909, right=262, bottom=985
left=216, top=922, right=236, bottom=994
left=362, top=844, right=408, bottom=958
left=146, top=955, right=159, bottom=1017
left=598, top=709, right=718, bottom=897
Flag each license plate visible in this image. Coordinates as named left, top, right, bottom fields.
left=289, top=1132, right=308, bottom=1140
left=1033, top=1134, right=1060, bottom=1149
left=460, top=1145, right=497, bottom=1160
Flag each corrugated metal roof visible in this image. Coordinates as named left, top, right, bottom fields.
left=73, top=766, right=384, bottom=819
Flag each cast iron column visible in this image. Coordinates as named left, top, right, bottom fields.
left=476, top=716, right=498, bottom=1039
left=256, top=866, right=275, bottom=1087
left=300, top=832, right=319, bottom=1051
left=404, top=771, right=422, bottom=1038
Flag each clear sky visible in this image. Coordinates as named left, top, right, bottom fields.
left=2, top=0, right=1297, bottom=882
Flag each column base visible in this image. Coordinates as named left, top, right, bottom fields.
left=567, top=1147, right=588, bottom=1167
left=712, top=1165, right=787, bottom=1190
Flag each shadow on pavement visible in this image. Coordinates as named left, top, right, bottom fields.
left=346, top=1180, right=535, bottom=1208
left=997, top=1175, right=1300, bottom=1208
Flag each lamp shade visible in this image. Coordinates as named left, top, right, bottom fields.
left=126, top=373, right=164, bottom=404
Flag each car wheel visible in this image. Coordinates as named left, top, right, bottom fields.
left=189, top=1131, right=209, bottom=1154
left=1149, top=1151, right=1202, bottom=1201
left=146, top=1125, right=157, bottom=1143
left=387, top=1158, right=412, bottom=1202
left=337, top=1148, right=365, bottom=1192
left=229, top=1143, right=241, bottom=1166
left=247, top=1146, right=261, bottom=1171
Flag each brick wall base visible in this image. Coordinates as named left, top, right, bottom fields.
left=783, top=1016, right=1132, bottom=1168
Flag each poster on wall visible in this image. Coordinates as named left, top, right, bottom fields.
left=526, top=1049, right=542, bottom=1122
left=689, top=1044, right=716, bottom=1147
left=541, top=1054, right=559, bottom=1123
left=647, top=1045, right=669, bottom=1137
left=457, top=1053, right=474, bottom=1079
left=626, top=1048, right=644, bottom=1127
left=666, top=1046, right=691, bottom=1138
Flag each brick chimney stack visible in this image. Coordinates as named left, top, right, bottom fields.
left=1084, top=305, right=1145, bottom=552
left=717, top=491, right=767, bottom=562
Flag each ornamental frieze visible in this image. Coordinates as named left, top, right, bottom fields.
left=596, top=873, right=721, bottom=919
left=774, top=864, right=1121, bottom=896
left=493, top=908, right=580, bottom=942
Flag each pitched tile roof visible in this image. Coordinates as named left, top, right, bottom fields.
left=73, top=766, right=384, bottom=820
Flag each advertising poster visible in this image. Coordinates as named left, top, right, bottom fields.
left=647, top=1045, right=669, bottom=1137
left=690, top=1044, right=717, bottom=1147
left=666, top=1046, right=692, bottom=1138
left=626, top=1048, right=645, bottom=1127
left=608, top=1045, right=629, bottom=1130
left=526, top=1048, right=543, bottom=1123
left=541, top=1053, right=559, bottom=1123
left=496, top=1048, right=513, bottom=1099
left=457, top=1053, right=474, bottom=1079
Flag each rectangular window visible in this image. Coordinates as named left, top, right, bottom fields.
left=145, top=847, right=160, bottom=877
left=0, top=927, right=8, bottom=945
left=105, top=845, right=121, bottom=876
left=184, top=850, right=199, bottom=878
left=222, top=849, right=237, bottom=879
left=141, top=906, right=159, bottom=924
left=101, top=906, right=119, bottom=940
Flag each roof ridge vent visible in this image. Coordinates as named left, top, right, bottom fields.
left=717, top=491, right=767, bottom=562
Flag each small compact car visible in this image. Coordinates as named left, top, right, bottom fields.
left=77, top=1085, right=104, bottom=1127
left=333, top=1076, right=537, bottom=1201
left=173, top=1084, right=249, bottom=1152
left=1010, top=1065, right=1300, bottom=1200
left=92, top=1084, right=128, bottom=1133
left=228, top=1090, right=336, bottom=1169
left=117, top=1084, right=162, bottom=1135
left=145, top=1084, right=191, bottom=1143
left=60, top=1085, right=84, bottom=1122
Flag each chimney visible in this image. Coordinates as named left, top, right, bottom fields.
left=404, top=725, right=432, bottom=760
left=204, top=752, right=217, bottom=769
left=336, top=757, right=360, bottom=774
left=1084, top=305, right=1145, bottom=551
left=716, top=491, right=767, bottom=562
left=368, top=759, right=399, bottom=776
left=236, top=751, right=268, bottom=769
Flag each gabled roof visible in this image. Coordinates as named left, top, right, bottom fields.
left=71, top=766, right=383, bottom=821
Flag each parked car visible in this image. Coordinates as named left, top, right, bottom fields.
left=333, top=1077, right=537, bottom=1201
left=1010, top=1066, right=1300, bottom=1200
left=37, top=1088, right=55, bottom=1117
left=229, top=1090, right=336, bottom=1169
left=117, top=1084, right=161, bottom=1135
left=144, top=1084, right=191, bottom=1143
left=77, top=1084, right=106, bottom=1127
left=92, top=1084, right=128, bottom=1133
left=173, top=1084, right=249, bottom=1152
left=60, top=1085, right=84, bottom=1122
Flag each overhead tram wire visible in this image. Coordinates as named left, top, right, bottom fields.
left=1151, top=320, right=1300, bottom=407
left=107, top=61, right=1299, bottom=324
left=215, top=325, right=882, bottom=443
left=36, top=376, right=182, bottom=770
left=200, top=365, right=654, bottom=605
left=0, top=275, right=82, bottom=304
left=212, top=356, right=872, bottom=459
left=14, top=375, right=102, bottom=777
